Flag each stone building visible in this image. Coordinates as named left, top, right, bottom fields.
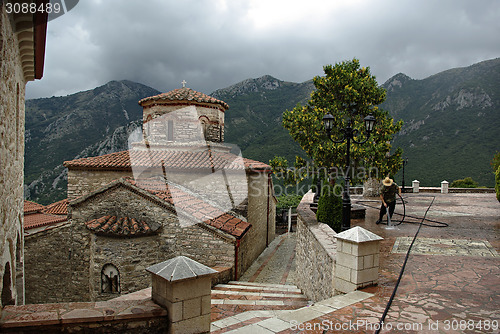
left=0, top=2, right=47, bottom=311
left=24, top=87, right=276, bottom=303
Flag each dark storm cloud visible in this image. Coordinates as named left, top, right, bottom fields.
left=26, top=0, right=500, bottom=99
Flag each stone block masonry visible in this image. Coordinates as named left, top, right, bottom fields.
left=334, top=226, right=382, bottom=293
left=1, top=7, right=29, bottom=310
left=147, top=256, right=216, bottom=334
left=295, top=191, right=383, bottom=301
left=25, top=182, right=237, bottom=304
left=295, top=192, right=337, bottom=302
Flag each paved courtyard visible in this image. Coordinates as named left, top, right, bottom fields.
left=212, top=192, right=500, bottom=333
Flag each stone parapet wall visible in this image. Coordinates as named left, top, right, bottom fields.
left=295, top=191, right=338, bottom=302
left=0, top=296, right=168, bottom=333
left=419, top=187, right=495, bottom=193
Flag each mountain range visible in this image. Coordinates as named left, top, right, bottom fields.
left=24, top=58, right=500, bottom=204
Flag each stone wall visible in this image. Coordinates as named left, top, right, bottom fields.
left=24, top=183, right=237, bottom=303
left=67, top=169, right=132, bottom=201
left=143, top=103, right=224, bottom=143
left=237, top=173, right=275, bottom=278
left=0, top=7, right=27, bottom=309
left=24, top=222, right=91, bottom=304
left=68, top=167, right=249, bottom=214
left=295, top=191, right=338, bottom=302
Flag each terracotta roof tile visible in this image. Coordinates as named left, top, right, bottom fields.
left=124, top=178, right=251, bottom=239
left=85, top=215, right=160, bottom=237
left=138, top=87, right=229, bottom=110
left=24, top=200, right=45, bottom=214
left=63, top=149, right=271, bottom=173
left=24, top=213, right=67, bottom=230
left=43, top=198, right=68, bottom=215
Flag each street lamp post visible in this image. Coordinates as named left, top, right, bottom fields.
left=322, top=108, right=376, bottom=231
left=401, top=158, right=408, bottom=193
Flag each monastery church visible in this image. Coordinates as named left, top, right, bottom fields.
left=23, top=86, right=276, bottom=303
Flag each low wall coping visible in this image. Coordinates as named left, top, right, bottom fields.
left=0, top=294, right=167, bottom=329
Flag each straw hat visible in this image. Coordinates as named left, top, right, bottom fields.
left=382, top=177, right=393, bottom=186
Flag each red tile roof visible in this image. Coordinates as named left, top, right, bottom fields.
left=85, top=215, right=160, bottom=237
left=43, top=198, right=68, bottom=215
left=24, top=200, right=45, bottom=214
left=124, top=178, right=251, bottom=238
left=63, top=149, right=271, bottom=173
left=24, top=213, right=67, bottom=230
left=138, top=87, right=229, bottom=110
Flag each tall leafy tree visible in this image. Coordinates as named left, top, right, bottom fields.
left=271, top=59, right=403, bottom=184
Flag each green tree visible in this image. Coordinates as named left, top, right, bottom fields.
left=495, top=166, right=500, bottom=202
left=491, top=151, right=500, bottom=173
left=492, top=152, right=500, bottom=202
left=271, top=59, right=403, bottom=184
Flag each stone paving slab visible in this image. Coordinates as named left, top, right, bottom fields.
left=213, top=192, right=500, bottom=333
left=275, top=193, right=500, bottom=333
left=392, top=237, right=499, bottom=257
left=240, top=233, right=297, bottom=284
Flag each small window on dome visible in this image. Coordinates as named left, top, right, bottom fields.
left=101, top=264, right=120, bottom=294
left=167, top=120, right=174, bottom=141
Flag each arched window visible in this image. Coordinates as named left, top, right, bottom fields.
left=1, top=262, right=14, bottom=306
left=199, top=116, right=210, bottom=140
left=101, top=264, right=120, bottom=294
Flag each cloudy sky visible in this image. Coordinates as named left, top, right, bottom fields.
left=26, top=0, right=500, bottom=99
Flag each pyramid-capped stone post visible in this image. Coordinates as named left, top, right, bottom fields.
left=146, top=256, right=217, bottom=334
left=334, top=226, right=383, bottom=294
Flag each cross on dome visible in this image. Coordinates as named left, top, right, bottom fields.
left=181, top=80, right=187, bottom=88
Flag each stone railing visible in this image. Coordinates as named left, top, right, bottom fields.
left=411, top=180, right=495, bottom=194
left=295, top=192, right=338, bottom=302
left=295, top=191, right=383, bottom=302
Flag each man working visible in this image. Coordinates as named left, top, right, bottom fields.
left=376, top=176, right=401, bottom=224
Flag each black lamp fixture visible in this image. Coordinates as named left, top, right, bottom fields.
left=322, top=107, right=376, bottom=231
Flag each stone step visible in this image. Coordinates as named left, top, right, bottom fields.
left=212, top=289, right=307, bottom=299
left=211, top=281, right=311, bottom=332
left=212, top=281, right=309, bottom=306
left=213, top=282, right=302, bottom=294
left=211, top=290, right=374, bottom=333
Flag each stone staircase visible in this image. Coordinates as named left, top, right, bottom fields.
left=211, top=281, right=311, bottom=332
left=211, top=288, right=373, bottom=333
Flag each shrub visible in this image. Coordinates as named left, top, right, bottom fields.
left=450, top=177, right=479, bottom=188
left=316, top=185, right=342, bottom=232
left=276, top=194, right=303, bottom=211
left=496, top=166, right=500, bottom=202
